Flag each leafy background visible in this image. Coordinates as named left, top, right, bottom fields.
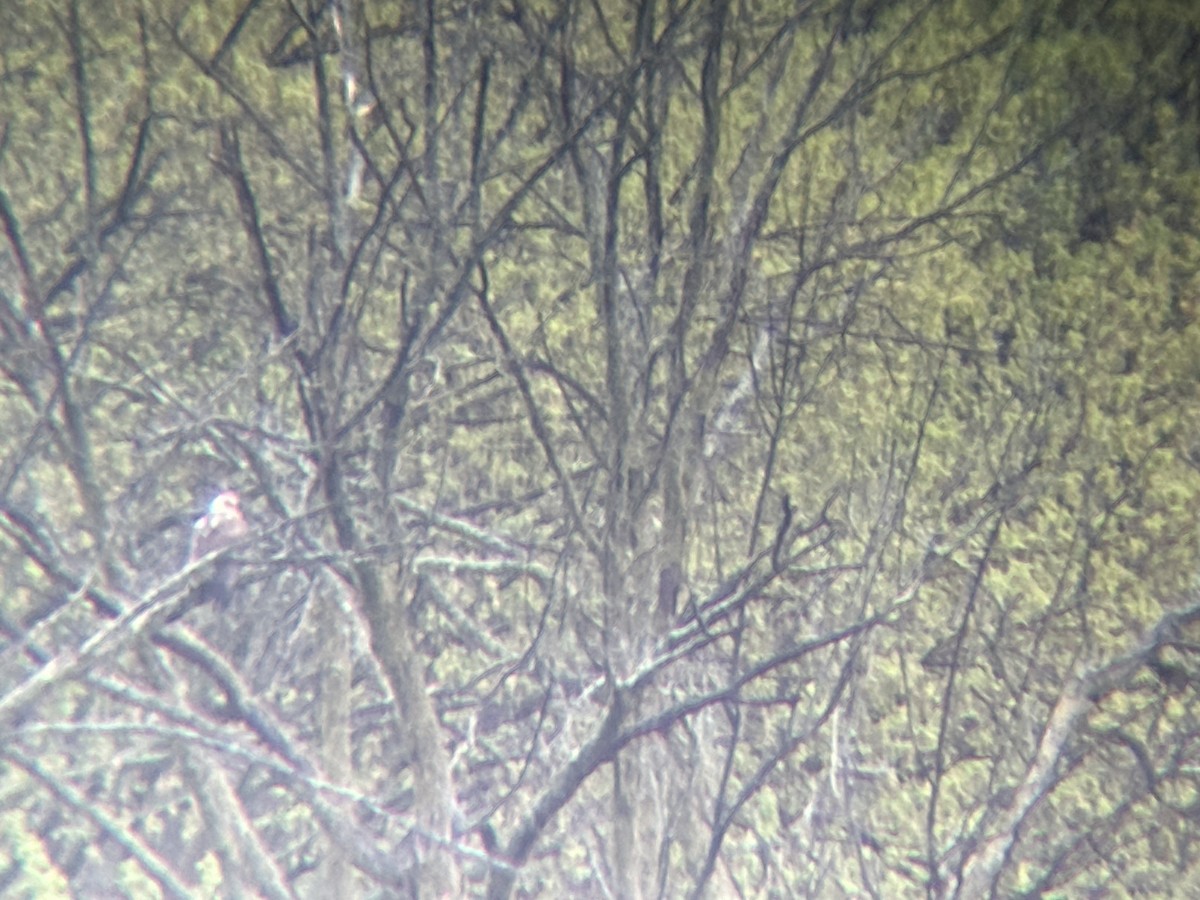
left=2, top=0, right=1200, bottom=896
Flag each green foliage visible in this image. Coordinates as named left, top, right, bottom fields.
left=0, top=809, right=70, bottom=897
left=4, top=0, right=1200, bottom=896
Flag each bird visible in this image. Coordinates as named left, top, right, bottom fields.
left=187, top=490, right=249, bottom=609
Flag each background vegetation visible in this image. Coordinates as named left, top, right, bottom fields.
left=3, top=0, right=1200, bottom=896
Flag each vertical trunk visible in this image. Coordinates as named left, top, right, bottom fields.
left=326, top=464, right=458, bottom=897
left=312, top=582, right=353, bottom=896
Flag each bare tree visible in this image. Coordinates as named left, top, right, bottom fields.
left=3, top=0, right=1200, bottom=897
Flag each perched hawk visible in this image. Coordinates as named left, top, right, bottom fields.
left=187, top=490, right=248, bottom=609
